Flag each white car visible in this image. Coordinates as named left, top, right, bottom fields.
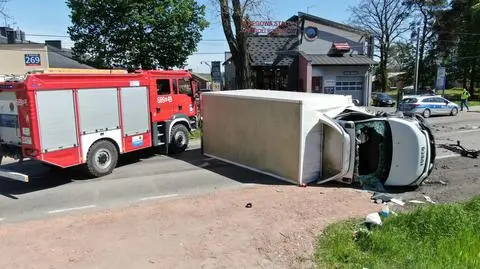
left=333, top=108, right=435, bottom=187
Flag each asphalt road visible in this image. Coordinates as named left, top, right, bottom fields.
left=0, top=110, right=479, bottom=224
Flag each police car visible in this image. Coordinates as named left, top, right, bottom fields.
left=398, top=95, right=459, bottom=118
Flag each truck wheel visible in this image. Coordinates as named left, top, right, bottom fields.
left=85, top=140, right=118, bottom=177
left=169, top=124, right=189, bottom=154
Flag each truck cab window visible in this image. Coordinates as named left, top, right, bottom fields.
left=157, top=79, right=170, bottom=95
left=178, top=79, right=193, bottom=97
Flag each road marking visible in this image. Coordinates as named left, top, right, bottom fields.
left=0, top=218, right=4, bottom=222
left=436, top=154, right=460, bottom=160
left=139, top=194, right=178, bottom=201
left=47, top=205, right=97, bottom=214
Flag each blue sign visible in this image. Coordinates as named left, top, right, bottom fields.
left=24, top=54, right=41, bottom=66
left=435, top=66, right=446, bottom=90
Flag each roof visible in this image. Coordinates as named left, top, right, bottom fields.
left=47, top=46, right=95, bottom=69
left=292, top=12, right=372, bottom=36
left=307, top=54, right=377, bottom=66
left=192, top=72, right=210, bottom=82
left=247, top=36, right=299, bottom=67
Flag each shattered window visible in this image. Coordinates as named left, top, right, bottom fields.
left=355, top=120, right=393, bottom=186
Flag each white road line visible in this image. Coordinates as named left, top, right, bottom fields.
left=0, top=218, right=4, bottom=222
left=436, top=154, right=460, bottom=160
left=139, top=194, right=178, bottom=201
left=47, top=205, right=97, bottom=214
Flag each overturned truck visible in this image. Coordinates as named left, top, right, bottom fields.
left=200, top=90, right=436, bottom=187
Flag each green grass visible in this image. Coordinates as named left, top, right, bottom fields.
left=189, top=129, right=202, bottom=140
left=315, top=196, right=480, bottom=269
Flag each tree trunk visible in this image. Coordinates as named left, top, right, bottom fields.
left=469, top=59, right=476, bottom=94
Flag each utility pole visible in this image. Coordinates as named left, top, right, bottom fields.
left=414, top=27, right=420, bottom=95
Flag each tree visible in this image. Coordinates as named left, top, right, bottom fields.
left=435, top=0, right=480, bottom=92
left=67, top=0, right=209, bottom=69
left=217, top=0, right=268, bottom=89
left=0, top=0, right=11, bottom=24
left=349, top=0, right=411, bottom=92
left=389, top=41, right=416, bottom=85
left=404, top=0, right=447, bottom=88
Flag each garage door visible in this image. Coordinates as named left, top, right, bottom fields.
left=335, top=76, right=364, bottom=105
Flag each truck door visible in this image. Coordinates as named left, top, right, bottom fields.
left=153, top=78, right=175, bottom=121
left=174, top=78, right=196, bottom=117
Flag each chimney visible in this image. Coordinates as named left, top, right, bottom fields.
left=6, top=30, right=15, bottom=44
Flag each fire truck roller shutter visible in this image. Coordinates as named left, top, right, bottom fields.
left=120, top=86, right=152, bottom=152
left=36, top=90, right=78, bottom=153
left=78, top=88, right=123, bottom=162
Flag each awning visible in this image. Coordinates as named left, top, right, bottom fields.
left=332, top=42, right=351, bottom=52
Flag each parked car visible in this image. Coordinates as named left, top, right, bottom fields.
left=371, top=92, right=395, bottom=107
left=398, top=95, right=459, bottom=118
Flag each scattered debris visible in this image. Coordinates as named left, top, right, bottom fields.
left=359, top=174, right=386, bottom=192
left=371, top=193, right=392, bottom=203
left=409, top=200, right=426, bottom=204
left=365, top=212, right=382, bottom=226
left=245, top=203, right=252, bottom=208
left=440, top=165, right=450, bottom=169
left=474, top=165, right=479, bottom=168
left=439, top=141, right=479, bottom=158
left=424, top=179, right=448, bottom=185
left=379, top=205, right=390, bottom=218
left=424, top=195, right=436, bottom=204
left=390, top=198, right=405, bottom=206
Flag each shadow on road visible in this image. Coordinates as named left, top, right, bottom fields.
left=171, top=148, right=364, bottom=190
left=0, top=149, right=159, bottom=199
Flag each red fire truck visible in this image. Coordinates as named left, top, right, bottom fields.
left=0, top=70, right=198, bottom=181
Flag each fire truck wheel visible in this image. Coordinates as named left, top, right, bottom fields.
left=169, top=124, right=189, bottom=154
left=85, top=140, right=118, bottom=177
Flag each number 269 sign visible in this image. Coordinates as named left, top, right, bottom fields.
left=24, top=54, right=41, bottom=66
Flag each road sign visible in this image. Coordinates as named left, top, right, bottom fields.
left=211, top=61, right=223, bottom=89
left=435, top=66, right=446, bottom=90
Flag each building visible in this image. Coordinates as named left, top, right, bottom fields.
left=223, top=12, right=377, bottom=105
left=0, top=27, right=98, bottom=75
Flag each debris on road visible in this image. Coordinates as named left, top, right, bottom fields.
left=245, top=203, right=252, bottom=208
left=424, top=195, right=437, bottom=204
left=424, top=179, right=448, bottom=185
left=371, top=193, right=393, bottom=203
left=439, top=140, right=479, bottom=158
left=409, top=200, right=426, bottom=204
left=390, top=198, right=405, bottom=206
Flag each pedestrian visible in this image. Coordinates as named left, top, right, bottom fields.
left=460, top=88, right=471, bottom=111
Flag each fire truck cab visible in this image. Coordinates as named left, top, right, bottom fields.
left=0, top=70, right=198, bottom=181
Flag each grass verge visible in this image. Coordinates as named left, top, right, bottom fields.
left=315, top=196, right=480, bottom=269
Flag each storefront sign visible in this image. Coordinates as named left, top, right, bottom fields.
left=24, top=54, right=41, bottom=66
left=343, top=71, right=359, bottom=76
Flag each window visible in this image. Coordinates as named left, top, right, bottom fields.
left=178, top=78, right=193, bottom=97
left=157, top=79, right=170, bottom=95
left=335, top=76, right=363, bottom=91
left=172, top=79, right=178, bottom=93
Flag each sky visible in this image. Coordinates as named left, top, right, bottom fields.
left=2, top=0, right=361, bottom=73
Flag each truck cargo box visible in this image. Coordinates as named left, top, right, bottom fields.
left=200, top=90, right=356, bottom=185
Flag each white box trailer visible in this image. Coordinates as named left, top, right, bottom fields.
left=200, top=89, right=358, bottom=186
